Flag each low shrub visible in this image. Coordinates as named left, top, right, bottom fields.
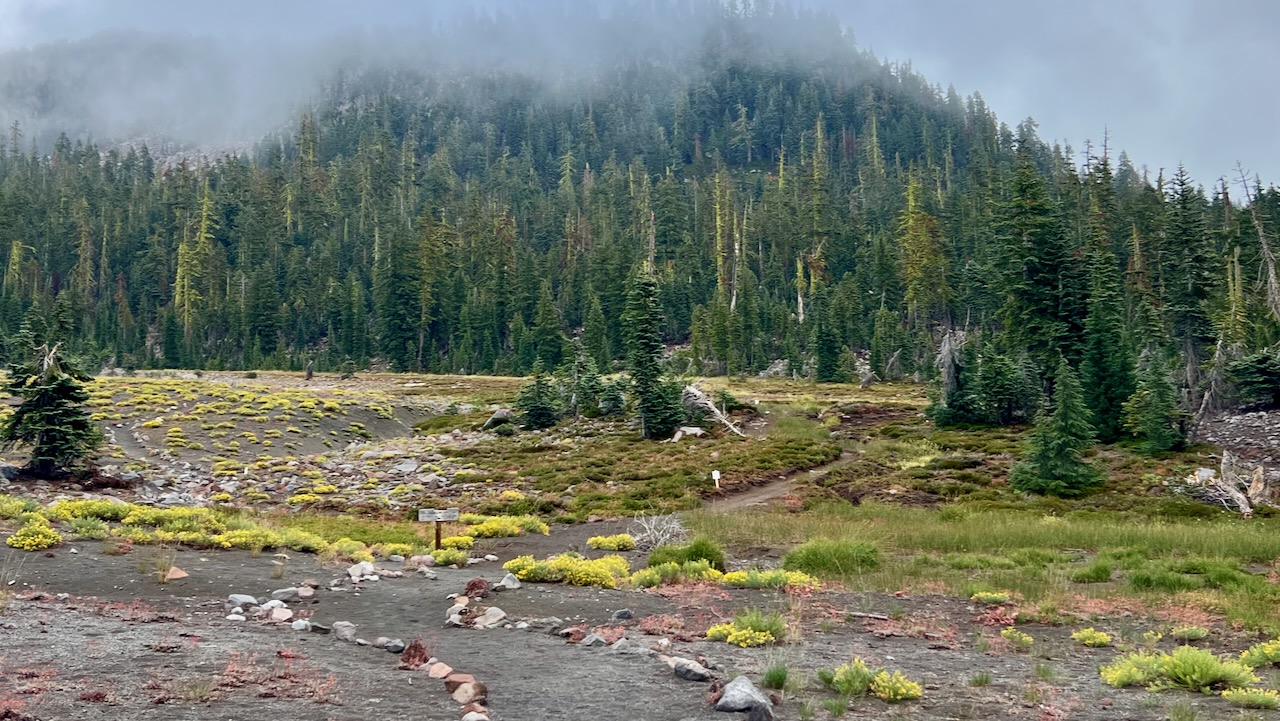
left=721, top=568, right=820, bottom=590
left=782, top=538, right=880, bottom=577
left=705, top=608, right=786, bottom=647
left=502, top=553, right=630, bottom=588
left=6, top=515, right=62, bottom=551
left=70, top=517, right=111, bottom=540
left=440, top=535, right=475, bottom=550
left=1000, top=627, right=1034, bottom=652
left=1222, top=688, right=1280, bottom=709
left=648, top=535, right=725, bottom=570
left=1169, top=625, right=1210, bottom=642
left=431, top=548, right=469, bottom=567
left=1240, top=640, right=1280, bottom=668
left=212, top=528, right=282, bottom=551
left=587, top=534, right=637, bottom=551
left=970, top=591, right=1012, bottom=606
left=1071, top=628, right=1113, bottom=648
left=630, top=559, right=723, bottom=588
left=870, top=670, right=923, bottom=702
left=1070, top=560, right=1113, bottom=583
left=819, top=658, right=876, bottom=696
left=1101, top=647, right=1258, bottom=693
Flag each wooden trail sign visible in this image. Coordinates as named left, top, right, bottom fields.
left=417, top=507, right=460, bottom=549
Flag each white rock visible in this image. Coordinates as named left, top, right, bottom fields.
left=291, top=620, right=311, bottom=631
left=483, top=554, right=499, bottom=562
left=225, top=614, right=246, bottom=621
left=460, top=713, right=489, bottom=721
left=716, top=676, right=772, bottom=712
left=497, top=573, right=521, bottom=590
left=261, top=599, right=286, bottom=610
left=228, top=593, right=258, bottom=608
left=471, top=607, right=507, bottom=629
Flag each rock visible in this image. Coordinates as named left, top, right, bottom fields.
left=497, top=573, right=521, bottom=590
left=427, top=662, right=454, bottom=678
left=270, top=587, right=299, bottom=602
left=715, top=676, right=771, bottom=713
left=227, top=593, right=258, bottom=608
left=610, top=608, right=634, bottom=622
left=163, top=566, right=188, bottom=582
left=417, top=567, right=438, bottom=580
left=372, top=636, right=391, bottom=649
left=481, top=408, right=514, bottom=429
left=225, top=614, right=246, bottom=622
left=332, top=621, right=357, bottom=642
left=388, top=554, right=406, bottom=563
left=309, top=623, right=331, bottom=634
left=347, top=560, right=376, bottom=579
left=460, top=702, right=489, bottom=716
left=393, top=459, right=420, bottom=474
left=446, top=610, right=469, bottom=627
left=385, top=639, right=406, bottom=654
left=515, top=621, right=529, bottom=630
left=297, top=586, right=316, bottom=600
left=409, top=555, right=436, bottom=568
left=587, top=515, right=603, bottom=523
left=291, top=620, right=311, bottom=631
left=526, top=616, right=563, bottom=629
left=610, top=638, right=630, bottom=652
left=269, top=607, right=294, bottom=622
left=471, top=607, right=507, bottom=629
left=746, top=705, right=776, bottom=721
left=580, top=633, right=608, bottom=647
left=673, top=658, right=712, bottom=682
left=261, top=599, right=285, bottom=610
left=451, top=682, right=488, bottom=704
left=443, top=673, right=476, bottom=692
left=460, top=713, right=490, bottom=721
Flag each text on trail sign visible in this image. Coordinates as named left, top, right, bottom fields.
left=418, top=508, right=460, bottom=522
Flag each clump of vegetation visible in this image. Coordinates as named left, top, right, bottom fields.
left=514, top=361, right=562, bottom=430
left=1000, top=627, right=1034, bottom=652
left=629, top=559, right=723, bottom=588
left=648, top=536, right=725, bottom=570
left=1240, top=640, right=1280, bottom=669
left=587, top=533, right=637, bottom=551
left=782, top=538, right=880, bottom=577
left=705, top=608, right=786, bottom=647
left=818, top=658, right=923, bottom=703
left=462, top=514, right=550, bottom=538
left=503, top=553, right=631, bottom=589
left=430, top=548, right=469, bottom=567
left=1071, top=628, right=1113, bottom=648
left=761, top=663, right=789, bottom=690
left=721, top=568, right=821, bottom=590
left=970, top=591, right=1012, bottom=605
left=1221, top=688, right=1280, bottom=709
left=440, top=535, right=475, bottom=550
left=869, top=670, right=924, bottom=702
left=1170, top=625, right=1210, bottom=642
left=6, top=514, right=63, bottom=550
left=1101, top=646, right=1258, bottom=693
left=1, top=345, right=103, bottom=478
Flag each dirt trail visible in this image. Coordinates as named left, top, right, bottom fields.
left=707, top=450, right=853, bottom=512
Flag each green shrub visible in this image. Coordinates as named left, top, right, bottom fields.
left=969, top=591, right=1012, bottom=605
left=733, top=608, right=786, bottom=639
left=1070, top=560, right=1113, bottom=583
left=1157, top=646, right=1258, bottom=693
left=762, top=663, right=789, bottom=690
left=819, top=658, right=876, bottom=696
left=647, top=535, right=725, bottom=570
left=1000, top=627, right=1034, bottom=652
left=6, top=515, right=62, bottom=551
left=1129, top=568, right=1203, bottom=593
left=782, top=538, right=880, bottom=577
left=1170, top=625, right=1210, bottom=642
left=1102, top=647, right=1258, bottom=693
left=431, top=548, right=469, bottom=567
left=1222, top=688, right=1280, bottom=709
left=1240, top=640, right=1280, bottom=668
left=70, top=517, right=110, bottom=540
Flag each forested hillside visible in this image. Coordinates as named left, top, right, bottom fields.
left=0, top=1, right=1277, bottom=430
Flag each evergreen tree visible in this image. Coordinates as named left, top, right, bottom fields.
left=1228, top=350, right=1280, bottom=407
left=623, top=271, right=681, bottom=439
left=515, top=359, right=561, bottom=430
left=1009, top=360, right=1098, bottom=496
left=812, top=289, right=847, bottom=383
left=1, top=344, right=103, bottom=478
left=583, top=293, right=611, bottom=370
left=1080, top=204, right=1135, bottom=442
left=1124, top=357, right=1184, bottom=453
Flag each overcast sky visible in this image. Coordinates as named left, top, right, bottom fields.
left=0, top=0, right=1275, bottom=185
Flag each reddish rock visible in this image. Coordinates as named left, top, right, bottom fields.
left=443, top=673, right=475, bottom=692
left=427, top=662, right=454, bottom=678
left=460, top=702, right=488, bottom=715
left=451, top=681, right=488, bottom=704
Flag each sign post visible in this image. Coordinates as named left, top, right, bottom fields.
left=417, top=508, right=461, bottom=550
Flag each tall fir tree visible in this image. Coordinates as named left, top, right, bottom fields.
left=1079, top=203, right=1135, bottom=442
left=623, top=271, right=681, bottom=439
left=1, top=344, right=102, bottom=478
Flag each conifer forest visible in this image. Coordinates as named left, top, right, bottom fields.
left=1, top=1, right=1277, bottom=446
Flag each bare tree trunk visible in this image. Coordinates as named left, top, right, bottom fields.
left=681, top=385, right=746, bottom=437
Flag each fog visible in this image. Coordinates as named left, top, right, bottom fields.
left=1, top=0, right=1276, bottom=184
